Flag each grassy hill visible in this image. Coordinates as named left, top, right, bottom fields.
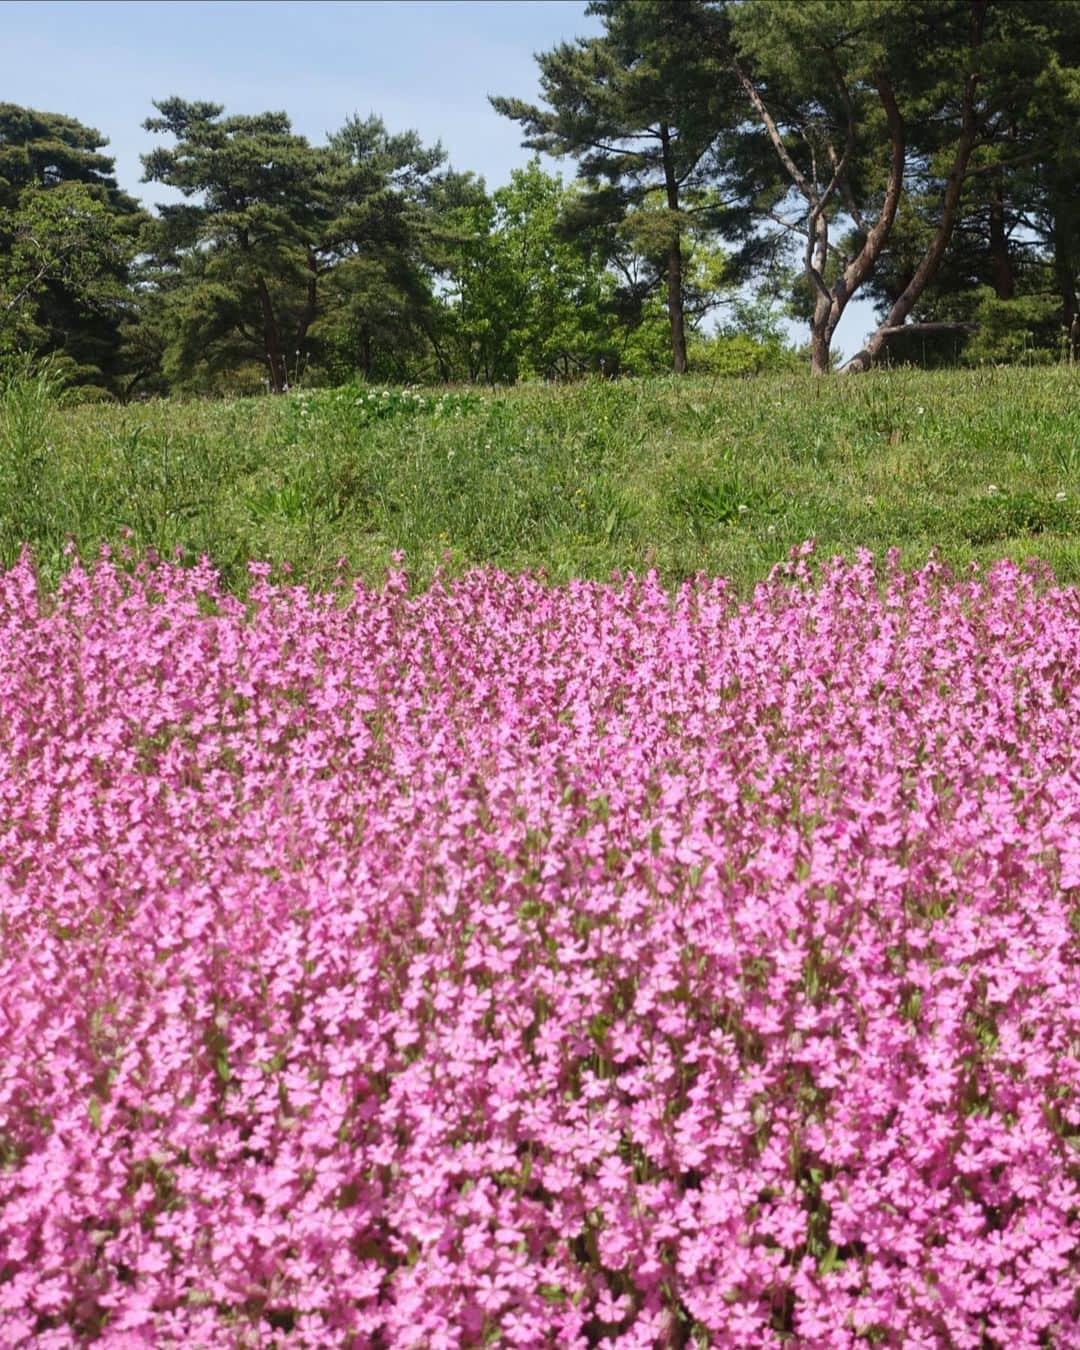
left=3, top=364, right=1079, bottom=592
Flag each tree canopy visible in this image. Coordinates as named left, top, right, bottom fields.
left=491, top=0, right=738, bottom=374
left=1, top=1, right=1078, bottom=392
left=0, top=104, right=142, bottom=390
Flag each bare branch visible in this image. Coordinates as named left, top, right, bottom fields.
left=801, top=47, right=861, bottom=323
left=731, top=59, right=818, bottom=207
left=674, top=143, right=715, bottom=190
left=875, top=321, right=979, bottom=336
left=767, top=210, right=809, bottom=238
left=1, top=229, right=82, bottom=325
left=837, top=68, right=906, bottom=305
left=2, top=263, right=52, bottom=319
left=581, top=138, right=652, bottom=159
left=829, top=142, right=866, bottom=230
left=801, top=127, right=820, bottom=190
left=818, top=46, right=860, bottom=221
left=799, top=218, right=829, bottom=308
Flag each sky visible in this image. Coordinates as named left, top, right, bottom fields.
left=4, top=0, right=877, bottom=356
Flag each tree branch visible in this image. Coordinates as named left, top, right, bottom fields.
left=767, top=210, right=809, bottom=238
left=819, top=46, right=860, bottom=222
left=731, top=61, right=832, bottom=304
left=844, top=0, right=988, bottom=372
left=1, top=248, right=63, bottom=322
left=837, top=68, right=906, bottom=306
left=875, top=321, right=979, bottom=336
left=963, top=150, right=1039, bottom=179
left=674, top=140, right=714, bottom=190
left=829, top=142, right=866, bottom=231
left=731, top=59, right=819, bottom=207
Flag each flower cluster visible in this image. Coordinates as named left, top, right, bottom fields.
left=294, top=385, right=480, bottom=426
left=1, top=546, right=1078, bottom=1346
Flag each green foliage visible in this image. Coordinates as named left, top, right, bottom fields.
left=6, top=366, right=1080, bottom=598
left=0, top=104, right=142, bottom=392
left=140, top=99, right=331, bottom=393
left=718, top=0, right=1080, bottom=371
left=856, top=2, right=1080, bottom=365
left=300, top=384, right=481, bottom=424
left=689, top=332, right=799, bottom=378
left=307, top=114, right=460, bottom=384
left=492, top=0, right=737, bottom=373
left=140, top=101, right=450, bottom=393
left=0, top=184, right=130, bottom=339
left=2, top=6, right=1079, bottom=390
left=437, top=162, right=625, bottom=382
left=0, top=104, right=129, bottom=208
left=964, top=291, right=1064, bottom=365
left=612, top=298, right=673, bottom=376
left=670, top=464, right=778, bottom=532
left=958, top=484, right=1071, bottom=545
left=0, top=357, right=63, bottom=556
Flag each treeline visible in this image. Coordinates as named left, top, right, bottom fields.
left=1, top=0, right=1078, bottom=397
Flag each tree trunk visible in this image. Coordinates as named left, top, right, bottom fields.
left=809, top=214, right=836, bottom=375
left=844, top=3, right=986, bottom=373
left=255, top=275, right=288, bottom=393
left=422, top=320, right=451, bottom=382
left=989, top=175, right=1015, bottom=300
left=119, top=367, right=152, bottom=405
left=731, top=58, right=904, bottom=378
left=294, top=249, right=319, bottom=356
left=810, top=325, right=831, bottom=376
left=844, top=135, right=977, bottom=372
left=1052, top=199, right=1079, bottom=359
left=659, top=123, right=689, bottom=376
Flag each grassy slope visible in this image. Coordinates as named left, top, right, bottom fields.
left=4, top=365, right=1080, bottom=593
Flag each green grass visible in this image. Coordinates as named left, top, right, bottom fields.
left=3, top=364, right=1079, bottom=593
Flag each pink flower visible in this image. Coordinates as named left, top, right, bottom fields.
left=1, top=547, right=1078, bottom=1343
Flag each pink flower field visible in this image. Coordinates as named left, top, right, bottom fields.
left=1, top=545, right=1078, bottom=1347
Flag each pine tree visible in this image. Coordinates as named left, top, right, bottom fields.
left=0, top=104, right=142, bottom=390
left=492, top=0, right=736, bottom=375
left=142, top=100, right=450, bottom=392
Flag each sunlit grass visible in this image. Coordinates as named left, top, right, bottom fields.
left=3, top=364, right=1078, bottom=592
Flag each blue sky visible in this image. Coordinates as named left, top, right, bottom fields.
left=5, top=0, right=877, bottom=355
